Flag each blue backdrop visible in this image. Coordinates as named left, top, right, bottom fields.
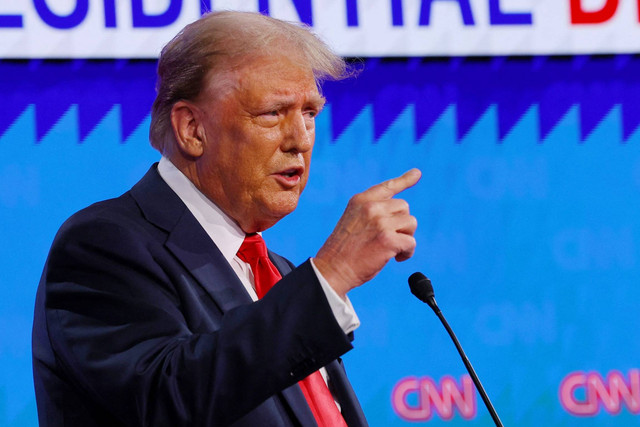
left=1, top=55, right=639, bottom=426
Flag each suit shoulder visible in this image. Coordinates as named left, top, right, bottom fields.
left=55, top=192, right=140, bottom=236
left=68, top=190, right=140, bottom=223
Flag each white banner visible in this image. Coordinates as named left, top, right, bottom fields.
left=1, top=0, right=640, bottom=58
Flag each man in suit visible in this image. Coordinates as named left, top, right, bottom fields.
left=32, top=11, right=421, bottom=426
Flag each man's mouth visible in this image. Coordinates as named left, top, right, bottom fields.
left=273, top=167, right=303, bottom=187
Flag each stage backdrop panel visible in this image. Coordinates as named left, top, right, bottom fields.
left=1, top=56, right=640, bottom=426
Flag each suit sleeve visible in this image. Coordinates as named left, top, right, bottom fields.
left=40, top=213, right=353, bottom=426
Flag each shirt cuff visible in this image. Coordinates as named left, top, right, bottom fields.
left=309, top=258, right=360, bottom=335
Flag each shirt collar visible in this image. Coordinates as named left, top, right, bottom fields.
left=157, top=156, right=246, bottom=263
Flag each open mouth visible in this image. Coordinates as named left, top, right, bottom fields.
left=280, top=169, right=299, bottom=178
left=274, top=167, right=303, bottom=187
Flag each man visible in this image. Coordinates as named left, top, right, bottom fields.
left=32, top=11, right=421, bottom=427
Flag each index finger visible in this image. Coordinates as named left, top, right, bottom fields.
left=362, top=168, right=422, bottom=201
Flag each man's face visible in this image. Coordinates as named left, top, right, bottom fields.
left=191, top=54, right=325, bottom=233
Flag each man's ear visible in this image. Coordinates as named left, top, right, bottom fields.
left=170, top=100, right=205, bottom=158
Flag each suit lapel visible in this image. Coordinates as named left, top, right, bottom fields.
left=131, top=164, right=252, bottom=312
left=165, top=212, right=253, bottom=311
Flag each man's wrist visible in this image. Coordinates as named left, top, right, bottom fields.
left=309, top=258, right=360, bottom=335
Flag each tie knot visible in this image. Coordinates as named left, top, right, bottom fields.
left=237, top=233, right=269, bottom=263
left=237, top=233, right=282, bottom=299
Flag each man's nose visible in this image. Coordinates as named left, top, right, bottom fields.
left=281, top=112, right=314, bottom=153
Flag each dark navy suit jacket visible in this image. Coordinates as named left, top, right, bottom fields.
left=32, top=165, right=368, bottom=426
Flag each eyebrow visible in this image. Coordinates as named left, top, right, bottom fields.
left=310, top=94, right=327, bottom=109
left=256, top=93, right=326, bottom=112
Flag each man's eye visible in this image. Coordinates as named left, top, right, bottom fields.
left=255, top=111, right=280, bottom=126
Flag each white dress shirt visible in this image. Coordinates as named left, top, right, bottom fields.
left=157, top=157, right=360, bottom=335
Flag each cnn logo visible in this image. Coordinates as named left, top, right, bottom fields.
left=392, top=375, right=477, bottom=421
left=559, top=369, right=640, bottom=416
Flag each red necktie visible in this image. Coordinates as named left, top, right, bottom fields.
left=237, top=234, right=348, bottom=427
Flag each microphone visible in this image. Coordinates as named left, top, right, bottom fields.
left=408, top=272, right=504, bottom=427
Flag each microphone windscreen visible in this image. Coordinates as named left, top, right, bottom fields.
left=408, top=272, right=434, bottom=304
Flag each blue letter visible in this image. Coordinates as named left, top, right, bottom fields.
left=200, top=0, right=211, bottom=15
left=259, top=0, right=269, bottom=13
left=132, top=0, right=182, bottom=28
left=0, top=14, right=23, bottom=27
left=346, top=0, right=358, bottom=26
left=489, top=0, right=532, bottom=25
left=34, top=0, right=88, bottom=29
left=256, top=1, right=314, bottom=25
left=292, top=0, right=313, bottom=25
left=419, top=0, right=475, bottom=26
left=392, top=0, right=403, bottom=26
left=104, top=0, right=116, bottom=27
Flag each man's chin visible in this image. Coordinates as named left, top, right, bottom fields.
left=259, top=197, right=300, bottom=226
left=236, top=196, right=300, bottom=232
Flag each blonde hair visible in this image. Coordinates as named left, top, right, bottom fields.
left=149, top=11, right=350, bottom=152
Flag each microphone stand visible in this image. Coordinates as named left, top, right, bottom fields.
left=431, top=304, right=503, bottom=427
left=409, top=272, right=504, bottom=427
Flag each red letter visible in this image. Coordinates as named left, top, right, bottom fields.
left=570, top=0, right=619, bottom=24
left=593, top=370, right=640, bottom=415
left=559, top=371, right=598, bottom=416
left=392, top=377, right=432, bottom=421
left=423, top=375, right=476, bottom=420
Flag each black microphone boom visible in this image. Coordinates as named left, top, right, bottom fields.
left=408, top=272, right=504, bottom=427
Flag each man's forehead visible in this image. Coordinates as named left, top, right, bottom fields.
left=197, top=50, right=326, bottom=105
left=235, top=58, right=320, bottom=94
